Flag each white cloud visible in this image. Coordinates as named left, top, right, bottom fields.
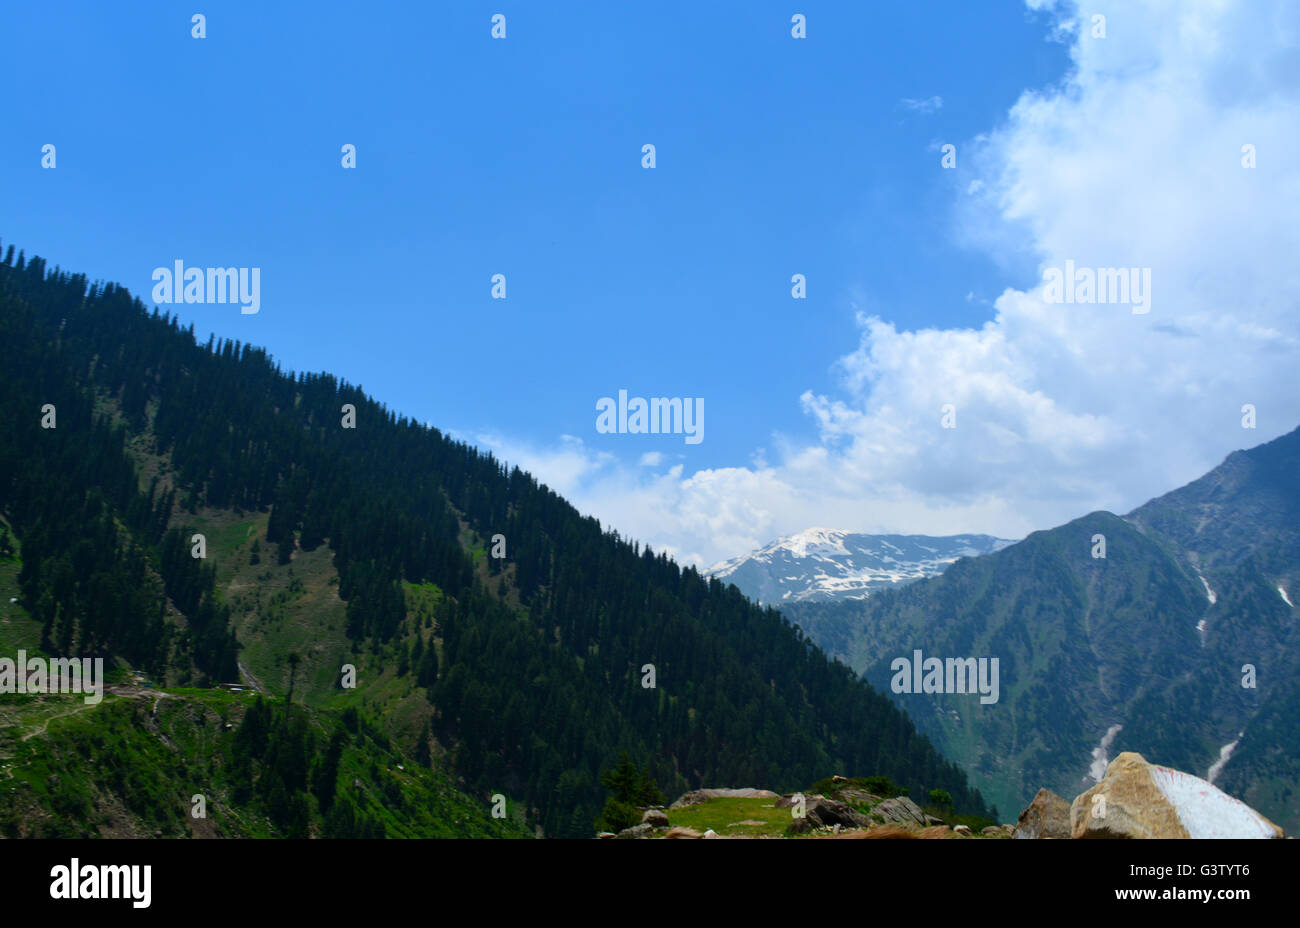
left=466, top=431, right=615, bottom=499
left=481, top=0, right=1300, bottom=569
left=900, top=95, right=944, bottom=114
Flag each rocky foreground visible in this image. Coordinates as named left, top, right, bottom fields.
left=1020, top=752, right=1284, bottom=839
left=605, top=752, right=1287, bottom=839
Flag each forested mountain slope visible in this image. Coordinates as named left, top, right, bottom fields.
left=784, top=429, right=1300, bottom=832
left=0, top=244, right=992, bottom=835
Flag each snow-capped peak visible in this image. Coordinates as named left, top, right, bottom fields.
left=706, top=528, right=1017, bottom=605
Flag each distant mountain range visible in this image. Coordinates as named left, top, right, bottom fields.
left=706, top=529, right=1014, bottom=604
left=781, top=427, right=1300, bottom=834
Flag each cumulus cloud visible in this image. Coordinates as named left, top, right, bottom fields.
left=481, top=0, right=1300, bottom=568
left=465, top=431, right=614, bottom=500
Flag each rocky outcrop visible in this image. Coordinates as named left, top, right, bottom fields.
left=641, top=808, right=670, bottom=828
left=870, top=796, right=929, bottom=827
left=635, top=759, right=1283, bottom=841
left=1072, top=752, right=1284, bottom=839
left=836, top=788, right=884, bottom=807
left=800, top=797, right=872, bottom=830
left=1013, top=789, right=1072, bottom=839
left=669, top=788, right=780, bottom=809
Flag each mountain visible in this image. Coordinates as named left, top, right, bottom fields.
left=782, top=428, right=1300, bottom=832
left=0, top=242, right=994, bottom=837
left=707, top=528, right=1014, bottom=604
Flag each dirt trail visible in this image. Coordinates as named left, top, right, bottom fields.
left=17, top=683, right=175, bottom=741
left=20, top=701, right=98, bottom=741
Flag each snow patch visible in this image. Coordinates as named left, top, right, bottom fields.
left=1279, top=585, right=1294, bottom=608
left=705, top=530, right=1018, bottom=604
left=1150, top=763, right=1276, bottom=838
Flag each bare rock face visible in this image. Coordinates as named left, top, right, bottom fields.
left=668, top=788, right=779, bottom=810
left=1013, top=789, right=1072, bottom=839
left=871, top=796, right=929, bottom=827
left=1072, top=752, right=1284, bottom=839
left=836, top=788, right=884, bottom=807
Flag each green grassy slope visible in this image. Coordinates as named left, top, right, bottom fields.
left=0, top=685, right=530, bottom=839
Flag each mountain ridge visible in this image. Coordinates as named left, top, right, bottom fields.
left=707, top=528, right=1015, bottom=604
left=781, top=426, right=1300, bottom=832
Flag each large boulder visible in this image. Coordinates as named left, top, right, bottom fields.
left=776, top=795, right=871, bottom=829
left=871, top=796, right=929, bottom=827
left=836, top=788, right=884, bottom=807
left=806, top=798, right=871, bottom=829
left=669, top=790, right=710, bottom=810
left=641, top=808, right=670, bottom=828
left=787, top=816, right=814, bottom=835
left=1013, top=789, right=1072, bottom=839
left=1072, top=752, right=1284, bottom=839
left=615, top=823, right=655, bottom=839
left=775, top=794, right=873, bottom=831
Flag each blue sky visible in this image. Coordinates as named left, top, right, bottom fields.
left=2, top=2, right=1064, bottom=464
left=4, top=1, right=1298, bottom=566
